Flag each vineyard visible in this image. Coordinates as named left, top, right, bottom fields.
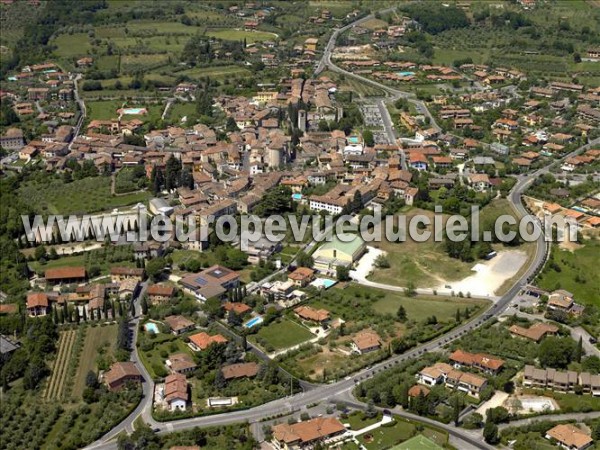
left=43, top=327, right=86, bottom=401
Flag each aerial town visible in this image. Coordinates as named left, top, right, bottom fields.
left=0, top=1, right=599, bottom=450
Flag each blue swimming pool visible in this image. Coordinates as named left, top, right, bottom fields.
left=244, top=316, right=264, bottom=328
left=145, top=322, right=159, bottom=334
left=311, top=278, right=337, bottom=289
left=292, top=193, right=303, bottom=201
left=397, top=71, right=415, bottom=77
left=348, top=136, right=360, bottom=144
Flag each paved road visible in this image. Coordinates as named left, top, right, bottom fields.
left=70, top=73, right=86, bottom=150
left=498, top=411, right=600, bottom=430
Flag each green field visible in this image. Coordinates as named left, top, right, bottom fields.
left=73, top=324, right=118, bottom=398
left=52, top=33, right=92, bottom=58
left=391, top=434, right=444, bottom=450
left=19, top=176, right=151, bottom=215
left=251, top=318, right=315, bottom=351
left=537, top=239, right=600, bottom=305
left=205, top=29, right=277, bottom=43
left=178, top=65, right=251, bottom=80
left=168, top=102, right=197, bottom=123
left=356, top=416, right=447, bottom=450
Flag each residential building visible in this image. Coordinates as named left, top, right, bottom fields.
left=523, top=365, right=600, bottom=395
left=180, top=265, right=240, bottom=301
left=0, top=128, right=25, bottom=150
left=104, top=362, right=142, bottom=391
left=110, top=267, right=145, bottom=283
left=166, top=353, right=197, bottom=374
left=26, top=292, right=51, bottom=317
left=288, top=267, right=315, bottom=287
left=188, top=332, right=227, bottom=352
left=416, top=363, right=453, bottom=387
left=509, top=322, right=559, bottom=342
left=271, top=417, right=347, bottom=450
left=545, top=424, right=593, bottom=450
left=164, top=373, right=188, bottom=411
left=294, top=305, right=330, bottom=324
left=445, top=369, right=488, bottom=397
left=449, top=349, right=504, bottom=375
left=221, top=362, right=259, bottom=380
left=164, top=315, right=196, bottom=335
left=147, top=284, right=176, bottom=304
left=223, top=302, right=252, bottom=317
left=351, top=331, right=381, bottom=354
left=45, top=267, right=87, bottom=285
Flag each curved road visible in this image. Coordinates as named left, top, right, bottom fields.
left=85, top=7, right=600, bottom=449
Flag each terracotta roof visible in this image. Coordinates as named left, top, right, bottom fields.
left=147, top=284, right=175, bottom=297
left=272, top=417, right=346, bottom=444
left=26, top=292, right=49, bottom=308
left=449, top=349, right=504, bottom=371
left=223, top=302, right=252, bottom=315
left=509, top=322, right=558, bottom=342
left=45, top=267, right=86, bottom=280
left=164, top=373, right=188, bottom=403
left=0, top=304, right=18, bottom=314
left=294, top=306, right=330, bottom=322
left=189, top=332, right=227, bottom=350
left=447, top=369, right=487, bottom=388
left=104, top=362, right=141, bottom=386
left=408, top=385, right=430, bottom=397
left=221, top=362, right=259, bottom=380
left=352, top=331, right=381, bottom=351
left=288, top=267, right=315, bottom=281
left=546, top=424, right=592, bottom=449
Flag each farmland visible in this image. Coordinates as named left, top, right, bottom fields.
left=72, top=324, right=118, bottom=398
left=43, top=329, right=77, bottom=401
left=19, top=175, right=151, bottom=216
left=250, top=318, right=315, bottom=352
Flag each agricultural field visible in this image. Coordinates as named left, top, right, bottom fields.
left=52, top=33, right=93, bottom=58
left=19, top=175, right=151, bottom=216
left=43, top=329, right=78, bottom=401
left=178, top=64, right=252, bottom=81
left=72, top=324, right=118, bottom=399
left=205, top=29, right=277, bottom=43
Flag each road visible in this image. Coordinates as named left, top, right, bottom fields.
left=376, top=98, right=407, bottom=170
left=498, top=411, right=600, bottom=430
left=70, top=73, right=86, bottom=150
left=85, top=7, right=600, bottom=449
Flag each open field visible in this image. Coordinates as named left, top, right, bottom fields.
left=205, top=29, right=277, bottom=43
left=537, top=239, right=600, bottom=305
left=19, top=176, right=151, bottom=215
left=250, top=318, right=315, bottom=351
left=73, top=324, right=118, bottom=398
left=29, top=246, right=136, bottom=276
left=178, top=64, right=251, bottom=80
left=355, top=416, right=447, bottom=450
left=51, top=33, right=92, bottom=58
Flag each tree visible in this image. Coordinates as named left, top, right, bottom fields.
left=538, top=337, right=577, bottom=369
left=214, top=367, right=226, bottom=389
left=455, top=309, right=461, bottom=322
left=141, top=295, right=148, bottom=315
left=365, top=399, right=377, bottom=419
left=396, top=305, right=407, bottom=322
left=336, top=265, right=350, bottom=281
left=85, top=370, right=98, bottom=388
left=225, top=116, right=239, bottom=132
left=363, top=129, right=374, bottom=147
left=296, top=251, right=314, bottom=269
left=483, top=421, right=499, bottom=444
left=593, top=421, right=600, bottom=441
left=145, top=257, right=166, bottom=282
left=486, top=406, right=509, bottom=424
left=575, top=336, right=583, bottom=363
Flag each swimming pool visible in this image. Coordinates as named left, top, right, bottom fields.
left=7, top=76, right=17, bottom=81
left=397, top=71, right=415, bottom=77
left=145, top=322, right=160, bottom=334
left=244, top=316, right=264, bottom=328
left=348, top=136, right=360, bottom=144
left=311, top=278, right=336, bottom=289
left=292, top=193, right=303, bottom=201
left=122, top=107, right=147, bottom=115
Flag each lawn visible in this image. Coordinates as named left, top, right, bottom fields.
left=29, top=246, right=136, bottom=277
left=205, top=29, right=277, bottom=43
left=139, top=332, right=193, bottom=379
left=86, top=99, right=163, bottom=123
left=72, top=324, right=118, bottom=398
left=345, top=411, right=383, bottom=431
left=120, top=54, right=170, bottom=72
left=167, top=102, right=197, bottom=124
left=19, top=176, right=151, bottom=215
left=251, top=318, right=315, bottom=351
left=392, top=434, right=444, bottom=450
left=537, top=239, right=600, bottom=306
left=358, top=418, right=416, bottom=450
